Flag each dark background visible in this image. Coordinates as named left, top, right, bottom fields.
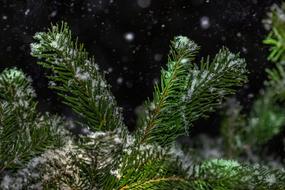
left=0, top=0, right=281, bottom=133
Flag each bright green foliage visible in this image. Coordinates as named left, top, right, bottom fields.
left=264, top=3, right=285, bottom=62
left=221, top=93, right=285, bottom=158
left=136, top=36, right=247, bottom=147
left=245, top=91, right=285, bottom=146
left=220, top=3, right=285, bottom=158
left=263, top=3, right=285, bottom=101
left=189, top=159, right=285, bottom=190
left=250, top=3, right=285, bottom=145
left=0, top=69, right=66, bottom=172
left=30, top=22, right=125, bottom=132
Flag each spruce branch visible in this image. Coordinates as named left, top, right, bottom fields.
left=105, top=144, right=192, bottom=190
left=221, top=93, right=285, bottom=158
left=30, top=22, right=125, bottom=132
left=136, top=36, right=200, bottom=146
left=1, top=140, right=78, bottom=189
left=219, top=4, right=285, bottom=160
left=244, top=91, right=285, bottom=146
left=183, top=48, right=247, bottom=123
left=237, top=3, right=285, bottom=150
left=2, top=17, right=285, bottom=189
left=137, top=37, right=247, bottom=147
left=187, top=159, right=285, bottom=190
left=0, top=69, right=66, bottom=173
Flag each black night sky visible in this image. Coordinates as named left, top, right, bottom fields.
left=0, top=0, right=282, bottom=132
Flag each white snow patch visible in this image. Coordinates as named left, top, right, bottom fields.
left=174, top=36, right=198, bottom=52
left=75, top=68, right=90, bottom=81
left=265, top=174, right=276, bottom=185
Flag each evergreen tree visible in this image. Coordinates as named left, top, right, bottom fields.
left=1, top=3, right=285, bottom=190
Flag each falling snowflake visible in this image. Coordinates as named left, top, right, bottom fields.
left=137, top=0, right=151, bottom=8
left=124, top=32, right=135, bottom=42
left=200, top=16, right=210, bottom=29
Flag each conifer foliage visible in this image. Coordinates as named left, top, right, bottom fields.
left=1, top=4, right=285, bottom=189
